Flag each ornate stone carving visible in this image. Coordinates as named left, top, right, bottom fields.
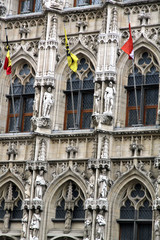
left=30, top=209, right=41, bottom=240
left=96, top=211, right=106, bottom=240
left=19, top=22, right=30, bottom=39
left=7, top=143, right=18, bottom=160
left=88, top=158, right=110, bottom=169
left=38, top=139, right=47, bottom=161
left=24, top=171, right=32, bottom=199
left=98, top=169, right=109, bottom=199
left=34, top=170, right=46, bottom=200
left=83, top=210, right=92, bottom=240
left=76, top=21, right=88, bottom=32
left=66, top=140, right=78, bottom=158
left=0, top=2, right=6, bottom=16
left=86, top=169, right=95, bottom=198
left=138, top=10, right=150, bottom=25
left=31, top=116, right=51, bottom=129
left=130, top=141, right=143, bottom=156
left=94, top=84, right=101, bottom=114
left=92, top=113, right=113, bottom=126
left=21, top=209, right=28, bottom=239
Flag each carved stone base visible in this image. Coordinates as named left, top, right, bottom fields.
left=84, top=198, right=108, bottom=210
left=26, top=161, right=48, bottom=172
left=153, top=198, right=160, bottom=210
left=31, top=117, right=51, bottom=129
left=22, top=199, right=43, bottom=210
left=88, top=158, right=110, bottom=170
left=92, top=114, right=113, bottom=126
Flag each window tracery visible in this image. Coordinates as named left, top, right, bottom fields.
left=118, top=183, right=152, bottom=240
left=18, top=0, right=42, bottom=14
left=6, top=63, right=35, bottom=132
left=125, top=51, right=159, bottom=126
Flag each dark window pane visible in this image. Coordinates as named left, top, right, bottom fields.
left=131, top=184, right=144, bottom=198
left=128, top=110, right=139, bottom=126
left=120, top=200, right=135, bottom=219
left=138, top=224, right=152, bottom=240
left=128, top=75, right=143, bottom=86
left=73, top=199, right=85, bottom=219
left=67, top=113, right=77, bottom=129
left=83, top=71, right=94, bottom=89
left=24, top=98, right=34, bottom=113
left=56, top=200, right=65, bottom=219
left=82, top=112, right=92, bottom=129
left=35, top=0, right=42, bottom=12
left=9, top=117, right=19, bottom=132
left=78, top=58, right=88, bottom=71
left=139, top=200, right=152, bottom=219
left=0, top=200, right=5, bottom=219
left=145, top=108, right=157, bottom=125
left=11, top=79, right=22, bottom=95
left=25, top=77, right=35, bottom=94
left=138, top=52, right=151, bottom=65
left=19, top=64, right=30, bottom=75
left=145, top=89, right=158, bottom=105
left=67, top=95, right=78, bottom=110
left=23, top=116, right=32, bottom=132
left=83, top=93, right=93, bottom=109
left=12, top=200, right=23, bottom=219
left=120, top=223, right=134, bottom=240
left=128, top=90, right=141, bottom=107
left=10, top=99, right=20, bottom=114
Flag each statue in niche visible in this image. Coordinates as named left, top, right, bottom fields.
left=30, top=209, right=41, bottom=239
left=86, top=169, right=95, bottom=198
left=94, top=84, right=101, bottom=114
left=96, top=211, right=106, bottom=240
left=84, top=211, right=92, bottom=240
left=33, top=87, right=40, bottom=117
left=34, top=170, right=46, bottom=199
left=3, top=210, right=10, bottom=232
left=104, top=81, right=116, bottom=114
left=42, top=87, right=54, bottom=118
left=98, top=169, right=108, bottom=198
left=25, top=171, right=32, bottom=199
left=64, top=210, right=72, bottom=233
left=21, top=209, right=28, bottom=238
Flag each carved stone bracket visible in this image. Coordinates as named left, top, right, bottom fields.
left=34, top=77, right=42, bottom=87
left=92, top=114, right=113, bottom=126
left=84, top=198, right=108, bottom=210
left=104, top=71, right=116, bottom=82
left=22, top=199, right=43, bottom=210
left=153, top=198, right=160, bottom=210
left=88, top=158, right=110, bottom=170
left=26, top=161, right=48, bottom=172
left=0, top=3, right=6, bottom=16
left=31, top=117, right=51, bottom=129
left=42, top=76, right=55, bottom=87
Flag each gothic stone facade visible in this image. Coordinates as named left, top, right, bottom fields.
left=0, top=0, right=160, bottom=240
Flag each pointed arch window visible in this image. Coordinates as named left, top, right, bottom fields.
left=64, top=57, right=95, bottom=130
left=6, top=63, right=35, bottom=132
left=18, top=0, right=42, bottom=14
left=117, top=183, right=152, bottom=240
left=125, top=52, right=159, bottom=126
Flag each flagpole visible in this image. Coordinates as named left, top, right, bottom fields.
left=5, top=27, right=17, bottom=132
left=132, top=60, right=139, bottom=125
left=69, top=71, right=76, bottom=129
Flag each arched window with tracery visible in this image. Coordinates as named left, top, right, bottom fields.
left=6, top=63, right=35, bottom=132
left=18, top=0, right=42, bottom=14
left=125, top=51, right=159, bottom=126
left=117, top=183, right=152, bottom=240
left=64, top=57, right=95, bottom=130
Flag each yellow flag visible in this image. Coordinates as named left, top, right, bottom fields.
left=64, top=28, right=78, bottom=72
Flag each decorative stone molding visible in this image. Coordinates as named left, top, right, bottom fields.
left=22, top=199, right=43, bottom=210
left=31, top=117, right=51, bottom=129
left=88, top=158, right=110, bottom=170
left=153, top=198, right=160, bottom=210
left=42, top=76, right=55, bottom=87
left=76, top=21, right=88, bottom=32
left=7, top=143, right=18, bottom=160
left=92, top=113, right=113, bottom=126
left=154, top=156, right=160, bottom=169
left=138, top=10, right=150, bottom=25
left=130, top=142, right=143, bottom=156
left=26, top=161, right=48, bottom=172
left=0, top=1, right=6, bottom=16
left=84, top=199, right=108, bottom=210
left=66, top=140, right=78, bottom=158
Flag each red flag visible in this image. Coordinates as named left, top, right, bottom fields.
left=121, top=23, right=134, bottom=60
left=4, top=47, right=11, bottom=75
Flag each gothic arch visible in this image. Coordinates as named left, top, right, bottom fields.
left=41, top=169, right=87, bottom=239
left=50, top=236, right=80, bottom=240
left=0, top=170, right=25, bottom=199
left=107, top=167, right=155, bottom=240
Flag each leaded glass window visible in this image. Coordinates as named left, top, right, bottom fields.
left=74, top=0, right=101, bottom=6
left=18, top=0, right=42, bottom=14
left=6, top=63, right=35, bottom=132
left=126, top=51, right=159, bottom=126
left=64, top=57, right=95, bottom=130
left=118, top=183, right=152, bottom=240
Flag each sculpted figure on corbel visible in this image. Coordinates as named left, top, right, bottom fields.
left=42, top=87, right=54, bottom=118
left=21, top=209, right=28, bottom=240
left=98, top=169, right=109, bottom=199
left=83, top=210, right=92, bottom=240
left=96, top=211, right=106, bottom=240
left=94, top=84, right=101, bottom=115
left=33, top=87, right=40, bottom=117
left=37, top=139, right=47, bottom=161
left=24, top=171, right=32, bottom=200
left=86, top=169, right=95, bottom=199
left=7, top=142, right=18, bottom=160
left=42, top=0, right=64, bottom=10
left=34, top=170, right=46, bottom=200
left=30, top=209, right=41, bottom=240
left=104, top=81, right=116, bottom=115
left=155, top=211, right=160, bottom=240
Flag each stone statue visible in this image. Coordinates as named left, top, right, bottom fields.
left=21, top=209, right=28, bottom=238
left=25, top=171, right=32, bottom=199
left=64, top=210, right=72, bottom=233
left=94, top=84, right=101, bottom=114
left=86, top=169, right=95, bottom=198
left=30, top=209, right=41, bottom=238
left=38, top=140, right=46, bottom=161
left=104, top=81, right=116, bottom=114
left=3, top=210, right=10, bottom=232
left=84, top=211, right=92, bottom=240
left=98, top=169, right=108, bottom=198
left=34, top=170, right=46, bottom=199
left=42, top=87, right=54, bottom=118
left=96, top=211, right=106, bottom=240
left=155, top=215, right=160, bottom=240
left=33, top=87, right=40, bottom=117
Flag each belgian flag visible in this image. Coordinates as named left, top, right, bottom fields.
left=64, top=28, right=78, bottom=72
left=4, top=46, right=11, bottom=75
